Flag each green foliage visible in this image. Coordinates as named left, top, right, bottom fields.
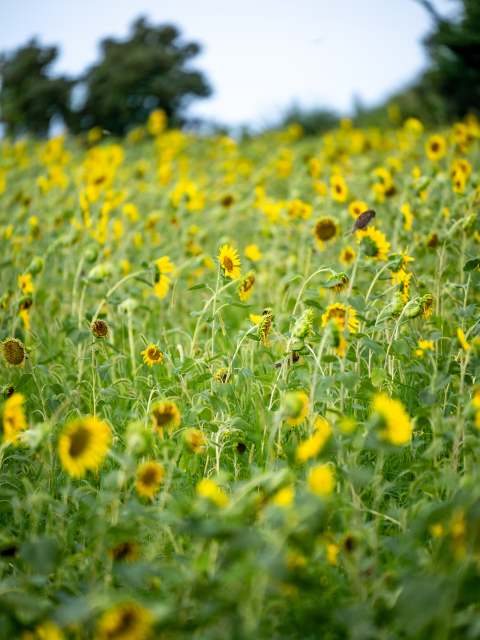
left=67, top=17, right=211, bottom=135
left=0, top=40, right=72, bottom=136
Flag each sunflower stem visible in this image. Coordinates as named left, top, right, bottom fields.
left=211, top=267, right=221, bottom=356
left=28, top=359, right=47, bottom=421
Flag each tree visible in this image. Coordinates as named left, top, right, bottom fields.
left=0, top=40, right=72, bottom=136
left=69, top=18, right=211, bottom=135
left=421, top=0, right=480, bottom=119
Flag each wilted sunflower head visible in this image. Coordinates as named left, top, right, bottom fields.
left=136, top=461, right=165, bottom=499
left=238, top=271, right=255, bottom=301
left=184, top=427, right=207, bottom=454
left=96, top=602, right=151, bottom=640
left=313, top=217, right=340, bottom=248
left=91, top=319, right=110, bottom=339
left=258, top=307, right=275, bottom=347
left=2, top=338, right=27, bottom=367
left=151, top=401, right=181, bottom=438
left=420, top=294, right=435, bottom=318
left=327, top=272, right=349, bottom=295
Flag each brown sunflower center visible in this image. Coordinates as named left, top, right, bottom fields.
left=315, top=220, right=337, bottom=240
left=153, top=409, right=175, bottom=426
left=2, top=339, right=26, bottom=365
left=148, top=348, right=161, bottom=361
left=335, top=185, right=342, bottom=194
left=223, top=256, right=234, bottom=272
left=431, top=142, right=439, bottom=152
left=69, top=426, right=91, bottom=457
left=328, top=309, right=346, bottom=324
left=141, top=467, right=159, bottom=486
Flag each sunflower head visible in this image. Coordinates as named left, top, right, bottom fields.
left=327, top=272, right=349, bottom=295
left=217, top=244, right=242, bottom=280
left=136, top=461, right=165, bottom=499
left=372, top=394, right=412, bottom=446
left=321, top=302, right=358, bottom=333
left=348, top=201, right=368, bottom=219
left=420, top=294, right=435, bottom=318
left=258, top=307, right=275, bottom=347
left=151, top=401, right=181, bottom=438
left=340, top=246, right=356, bottom=265
left=2, top=338, right=26, bottom=367
left=141, top=342, right=163, bottom=367
left=425, top=135, right=447, bottom=161
left=58, top=417, right=111, bottom=477
left=330, top=175, right=348, bottom=202
left=221, top=194, right=235, bottom=208
left=91, top=319, right=110, bottom=339
left=3, top=384, right=15, bottom=399
left=356, top=226, right=390, bottom=261
left=110, top=541, right=139, bottom=562
left=325, top=319, right=347, bottom=356
left=96, top=602, right=151, bottom=640
left=215, top=366, right=232, bottom=384
left=282, top=391, right=309, bottom=426
left=184, top=427, right=207, bottom=454
left=2, top=393, right=27, bottom=446
left=313, top=218, right=340, bottom=248
left=292, top=308, right=314, bottom=339
left=237, top=271, right=255, bottom=301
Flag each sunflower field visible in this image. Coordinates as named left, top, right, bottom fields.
left=1, top=113, right=480, bottom=639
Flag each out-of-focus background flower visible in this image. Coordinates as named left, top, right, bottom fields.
left=0, top=0, right=474, bottom=137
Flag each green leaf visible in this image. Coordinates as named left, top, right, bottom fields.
left=227, top=299, right=251, bottom=308
left=35, top=364, right=51, bottom=378
left=303, top=299, right=324, bottom=311
left=337, top=371, right=359, bottom=390
left=362, top=338, right=384, bottom=355
left=463, top=257, right=480, bottom=272
left=188, top=283, right=208, bottom=291
left=348, top=295, right=366, bottom=313
left=371, top=368, right=388, bottom=387
left=95, top=363, right=114, bottom=372
left=16, top=373, right=33, bottom=389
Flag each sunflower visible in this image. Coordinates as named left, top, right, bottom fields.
left=110, top=541, right=139, bottom=562
left=154, top=256, right=174, bottom=299
left=238, top=271, right=255, bottom=301
left=257, top=308, right=275, bottom=347
left=415, top=340, right=434, bottom=358
left=96, top=602, right=151, bottom=640
left=184, top=427, right=207, bottom=453
left=420, top=294, right=435, bottom=318
left=313, top=217, right=340, bottom=249
left=340, top=246, right=356, bottom=265
left=196, top=478, right=229, bottom=507
left=397, top=272, right=411, bottom=304
left=325, top=318, right=347, bottom=356
left=450, top=158, right=472, bottom=179
left=356, top=226, right=390, bottom=261
left=330, top=175, right=348, bottom=202
left=307, top=464, right=335, bottom=496
left=348, top=201, right=368, bottom=219
left=427, top=232, right=439, bottom=249
left=221, top=194, right=235, bottom=208
left=18, top=273, right=34, bottom=295
left=58, top=417, right=111, bottom=477
left=151, top=400, right=181, bottom=438
left=327, top=272, right=349, bottom=295
left=215, top=366, right=232, bottom=383
left=136, top=461, right=165, bottom=499
left=245, top=244, right=261, bottom=261
left=321, top=303, right=358, bottom=333
left=389, top=248, right=415, bottom=284
left=217, top=244, right=241, bottom=280
left=91, top=319, right=110, bottom=339
left=296, top=421, right=331, bottom=463
left=141, top=342, right=163, bottom=367
left=1, top=338, right=26, bottom=367
left=401, top=203, right=413, bottom=231
left=425, top=135, right=447, bottom=161
left=282, top=391, right=309, bottom=426
left=372, top=394, right=412, bottom=446
left=35, top=622, right=65, bottom=640
left=2, top=393, right=27, bottom=446
left=288, top=199, right=313, bottom=220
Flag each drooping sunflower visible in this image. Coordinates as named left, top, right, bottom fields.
left=389, top=248, right=415, bottom=284
left=330, top=175, right=348, bottom=202
left=58, top=417, right=111, bottom=477
left=327, top=272, right=349, bottom=296
left=238, top=271, right=255, bottom=301
left=325, top=318, right=347, bottom=356
left=321, top=303, right=358, bottom=333
left=96, top=602, right=151, bottom=640
left=184, top=427, right=207, bottom=454
left=372, top=394, right=412, bottom=446
left=151, top=400, right=181, bottom=438
left=91, top=319, right=110, bottom=339
left=215, top=366, right=232, bottom=383
left=154, top=256, right=174, bottom=299
left=420, top=294, right=435, bottom=318
left=2, top=338, right=26, bottom=367
left=217, top=244, right=242, bottom=280
left=340, top=246, right=356, bottom=265
left=401, top=203, right=413, bottom=231
left=2, top=393, right=27, bottom=446
left=141, top=342, right=163, bottom=367
left=356, top=226, right=390, bottom=261
left=257, top=307, right=275, bottom=347
left=136, top=461, right=165, bottom=499
left=313, top=217, right=340, bottom=249
left=425, top=135, right=447, bottom=161
left=348, top=200, right=368, bottom=219
left=397, top=272, right=411, bottom=304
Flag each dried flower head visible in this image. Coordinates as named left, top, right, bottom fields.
left=91, top=319, right=110, bottom=339
left=2, top=338, right=27, bottom=367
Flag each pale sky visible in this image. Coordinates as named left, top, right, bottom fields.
left=0, top=0, right=457, bottom=127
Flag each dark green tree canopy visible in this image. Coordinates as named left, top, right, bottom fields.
left=0, top=40, right=72, bottom=136
left=69, top=18, right=211, bottom=134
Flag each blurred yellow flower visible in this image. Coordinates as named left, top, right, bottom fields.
left=308, top=464, right=335, bottom=496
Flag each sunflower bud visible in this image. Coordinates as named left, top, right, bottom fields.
left=281, top=391, right=309, bottom=426
left=125, top=421, right=153, bottom=456
left=289, top=337, right=305, bottom=352
left=88, top=262, right=113, bottom=281
left=3, top=384, right=15, bottom=398
left=84, top=245, right=99, bottom=263
left=293, top=308, right=314, bottom=339
left=1, top=338, right=27, bottom=367
left=28, top=256, right=44, bottom=276
left=91, top=319, right=110, bottom=339
left=405, top=302, right=422, bottom=319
